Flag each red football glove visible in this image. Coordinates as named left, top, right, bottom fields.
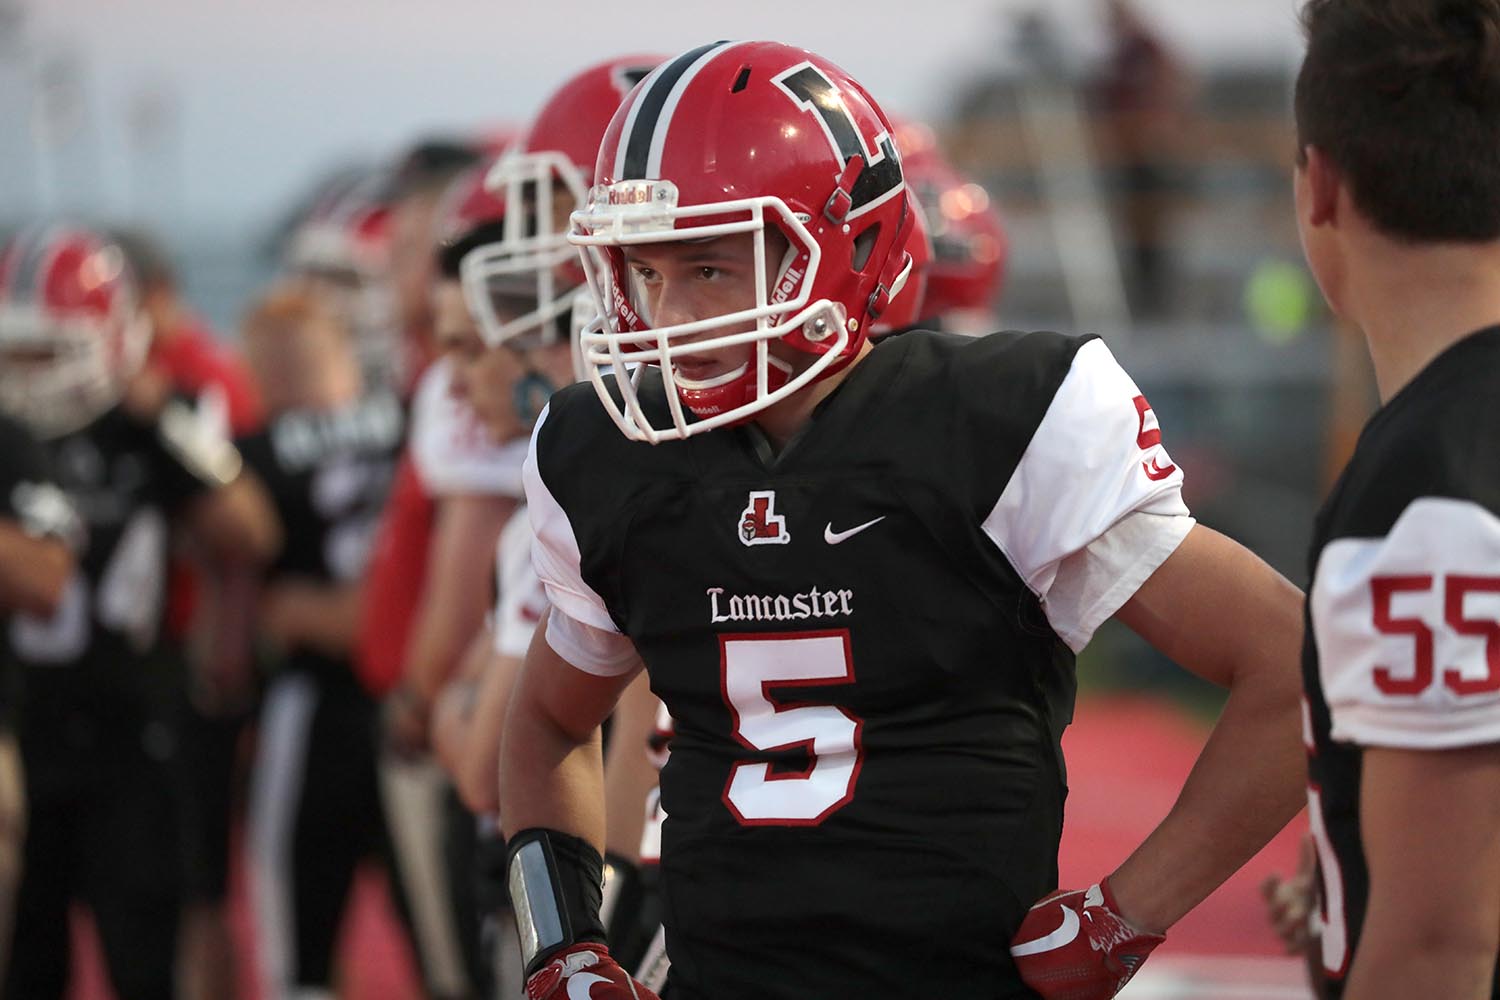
left=525, top=944, right=662, bottom=1000
left=1009, top=878, right=1165, bottom=1000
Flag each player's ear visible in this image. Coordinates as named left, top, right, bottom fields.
left=1296, top=145, right=1341, bottom=229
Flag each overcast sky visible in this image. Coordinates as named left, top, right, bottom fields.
left=0, top=0, right=1306, bottom=232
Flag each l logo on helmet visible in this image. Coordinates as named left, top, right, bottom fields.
left=772, top=62, right=904, bottom=220
left=739, top=490, right=790, bottom=546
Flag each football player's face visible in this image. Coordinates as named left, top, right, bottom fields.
left=433, top=280, right=529, bottom=442
left=623, top=229, right=791, bottom=383
left=391, top=190, right=441, bottom=336
left=433, top=279, right=487, bottom=398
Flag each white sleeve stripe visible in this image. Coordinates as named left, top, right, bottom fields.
left=493, top=510, right=545, bottom=659
left=522, top=404, right=622, bottom=635
left=1048, top=513, right=1195, bottom=653
left=545, top=607, right=640, bottom=678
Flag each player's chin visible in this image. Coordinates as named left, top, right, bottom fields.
left=669, top=346, right=757, bottom=387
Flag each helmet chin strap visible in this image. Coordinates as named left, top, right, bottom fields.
left=865, top=200, right=920, bottom=323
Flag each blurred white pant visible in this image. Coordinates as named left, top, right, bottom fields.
left=378, top=754, right=472, bottom=998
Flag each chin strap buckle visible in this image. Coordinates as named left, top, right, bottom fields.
left=823, top=154, right=865, bottom=224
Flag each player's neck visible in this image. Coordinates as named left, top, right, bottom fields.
left=753, top=340, right=873, bottom=452
left=1348, top=243, right=1500, bottom=403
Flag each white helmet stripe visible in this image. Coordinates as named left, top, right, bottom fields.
left=645, top=41, right=750, bottom=180
left=616, top=40, right=733, bottom=181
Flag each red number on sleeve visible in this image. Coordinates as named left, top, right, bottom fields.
left=1370, top=575, right=1435, bottom=695
left=1443, top=576, right=1500, bottom=695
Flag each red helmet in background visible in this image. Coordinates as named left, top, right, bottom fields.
left=435, top=161, right=507, bottom=280
left=892, top=118, right=1007, bottom=322
left=571, top=40, right=918, bottom=443
left=283, top=168, right=398, bottom=383
left=436, top=129, right=519, bottom=273
left=0, top=226, right=151, bottom=438
left=463, top=55, right=663, bottom=350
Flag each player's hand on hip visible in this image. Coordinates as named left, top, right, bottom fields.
left=524, top=944, right=661, bottom=1000
left=1010, top=878, right=1165, bottom=1000
left=1260, top=834, right=1319, bottom=955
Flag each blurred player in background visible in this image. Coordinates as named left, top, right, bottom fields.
left=500, top=40, right=1305, bottom=1000
left=0, top=411, right=79, bottom=984
left=359, top=138, right=520, bottom=1000
left=1094, top=0, right=1191, bottom=318
left=236, top=284, right=407, bottom=1000
left=0, top=225, right=279, bottom=1000
left=118, top=228, right=265, bottom=436
left=400, top=157, right=531, bottom=999
left=423, top=57, right=666, bottom=989
left=112, top=226, right=267, bottom=1000
left=1291, top=1, right=1500, bottom=998
left=283, top=168, right=405, bottom=394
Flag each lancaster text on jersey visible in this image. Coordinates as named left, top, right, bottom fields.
left=707, top=585, right=854, bottom=624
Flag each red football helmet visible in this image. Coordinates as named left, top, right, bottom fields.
left=892, top=118, right=1007, bottom=321
left=435, top=161, right=507, bottom=277
left=432, top=127, right=521, bottom=264
left=0, top=226, right=151, bottom=438
left=463, top=55, right=663, bottom=351
left=284, top=168, right=398, bottom=382
left=570, top=41, right=918, bottom=443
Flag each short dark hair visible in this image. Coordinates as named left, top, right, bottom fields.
left=1296, top=0, right=1500, bottom=242
left=385, top=138, right=484, bottom=202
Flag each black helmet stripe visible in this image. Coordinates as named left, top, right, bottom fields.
left=617, top=40, right=732, bottom=181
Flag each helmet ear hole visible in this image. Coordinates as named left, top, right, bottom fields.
left=850, top=223, right=881, bottom=272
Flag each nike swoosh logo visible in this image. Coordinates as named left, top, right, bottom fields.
left=823, top=517, right=886, bottom=545
left=567, top=972, right=611, bottom=1000
left=1010, top=905, right=1081, bottom=957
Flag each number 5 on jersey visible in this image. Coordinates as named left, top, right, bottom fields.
left=720, top=630, right=864, bottom=826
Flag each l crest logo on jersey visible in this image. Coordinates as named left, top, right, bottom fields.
left=739, top=490, right=790, bottom=546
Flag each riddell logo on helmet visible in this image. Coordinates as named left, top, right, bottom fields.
left=608, top=184, right=655, bottom=206
left=739, top=490, right=790, bottom=546
left=771, top=263, right=805, bottom=305
left=610, top=287, right=642, bottom=329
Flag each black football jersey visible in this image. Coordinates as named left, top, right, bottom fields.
left=0, top=413, right=81, bottom=725
left=1302, top=326, right=1500, bottom=998
left=237, top=391, right=402, bottom=676
left=0, top=411, right=79, bottom=572
left=527, top=330, right=1194, bottom=998
left=6, top=403, right=224, bottom=749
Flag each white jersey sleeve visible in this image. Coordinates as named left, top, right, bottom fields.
left=982, top=338, right=1194, bottom=651
left=410, top=358, right=528, bottom=498
left=491, top=508, right=548, bottom=659
left=523, top=404, right=641, bottom=678
left=1312, top=497, right=1500, bottom=750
